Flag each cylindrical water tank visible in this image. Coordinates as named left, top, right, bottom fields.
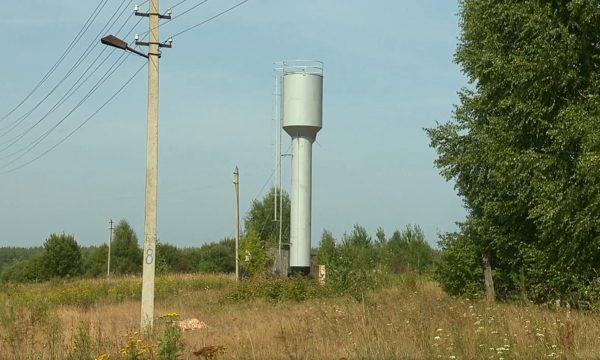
left=281, top=61, right=323, bottom=276
left=283, top=72, right=323, bottom=138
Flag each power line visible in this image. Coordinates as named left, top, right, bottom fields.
left=170, top=0, right=194, bottom=9
left=171, top=0, right=210, bottom=21
left=0, top=51, right=135, bottom=168
left=172, top=0, right=250, bottom=38
left=137, top=0, right=212, bottom=38
left=0, top=2, right=142, bottom=140
left=0, top=16, right=145, bottom=152
left=0, top=63, right=146, bottom=175
left=0, top=29, right=151, bottom=167
left=0, top=0, right=251, bottom=172
left=0, top=47, right=118, bottom=153
left=0, top=0, right=111, bottom=123
left=138, top=0, right=249, bottom=39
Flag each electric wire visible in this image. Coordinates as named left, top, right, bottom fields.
left=0, top=47, right=118, bottom=153
left=0, top=63, right=146, bottom=175
left=0, top=0, right=250, bottom=172
left=170, top=0, right=210, bottom=22
left=0, top=51, right=137, bottom=169
left=0, top=0, right=111, bottom=123
left=170, top=0, right=194, bottom=9
left=0, top=29, right=151, bottom=169
left=0, top=1, right=140, bottom=140
left=0, top=16, right=145, bottom=153
left=138, top=0, right=248, bottom=39
left=0, top=28, right=151, bottom=161
left=136, top=0, right=212, bottom=39
left=171, top=0, right=249, bottom=38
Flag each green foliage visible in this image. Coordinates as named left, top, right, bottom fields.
left=42, top=233, right=83, bottom=279
left=111, top=220, right=141, bottom=275
left=156, top=242, right=178, bottom=275
left=426, top=0, right=600, bottom=303
left=157, top=313, right=185, bottom=360
left=68, top=321, right=94, bottom=360
left=240, top=228, right=270, bottom=277
left=315, top=230, right=336, bottom=266
left=119, top=331, right=153, bottom=360
left=434, top=231, right=483, bottom=297
left=244, top=187, right=290, bottom=247
left=0, top=275, right=231, bottom=309
left=324, top=248, right=372, bottom=301
left=318, top=226, right=380, bottom=301
left=387, top=225, right=437, bottom=274
left=224, top=276, right=323, bottom=303
left=197, top=238, right=235, bottom=273
left=174, top=247, right=203, bottom=273
left=83, top=245, right=108, bottom=278
left=0, top=252, right=46, bottom=283
left=0, top=247, right=42, bottom=272
left=340, top=225, right=377, bottom=271
left=313, top=224, right=437, bottom=301
left=0, top=295, right=52, bottom=358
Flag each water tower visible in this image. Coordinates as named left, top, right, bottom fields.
left=282, top=61, right=323, bottom=275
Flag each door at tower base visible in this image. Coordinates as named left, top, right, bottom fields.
left=290, top=266, right=311, bottom=276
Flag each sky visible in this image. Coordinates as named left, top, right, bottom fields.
left=0, top=0, right=466, bottom=248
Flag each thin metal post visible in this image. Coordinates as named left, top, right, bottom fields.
left=273, top=72, right=279, bottom=224
left=277, top=72, right=284, bottom=257
left=234, top=166, right=240, bottom=281
left=107, top=219, right=113, bottom=278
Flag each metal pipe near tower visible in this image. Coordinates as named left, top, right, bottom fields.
left=282, top=61, right=323, bottom=275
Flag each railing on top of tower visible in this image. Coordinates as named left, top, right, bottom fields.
left=274, top=60, right=323, bottom=76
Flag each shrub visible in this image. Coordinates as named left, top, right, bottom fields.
left=157, top=313, right=185, bottom=360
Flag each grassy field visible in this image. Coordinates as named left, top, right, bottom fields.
left=1, top=274, right=600, bottom=359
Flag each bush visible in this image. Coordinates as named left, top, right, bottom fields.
left=223, top=276, right=324, bottom=303
left=0, top=252, right=46, bottom=283
left=43, top=233, right=83, bottom=278
left=434, top=232, right=483, bottom=297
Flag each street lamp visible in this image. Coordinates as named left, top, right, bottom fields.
left=101, top=35, right=149, bottom=59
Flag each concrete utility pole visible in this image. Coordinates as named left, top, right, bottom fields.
left=234, top=166, right=240, bottom=281
left=136, top=0, right=171, bottom=330
left=107, top=219, right=113, bottom=278
left=100, top=0, right=172, bottom=331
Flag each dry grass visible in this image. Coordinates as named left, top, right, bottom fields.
left=2, top=274, right=600, bottom=359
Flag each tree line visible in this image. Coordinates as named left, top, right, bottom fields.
left=0, top=188, right=437, bottom=284
left=0, top=220, right=235, bottom=283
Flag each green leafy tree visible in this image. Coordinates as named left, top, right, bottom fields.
left=434, top=230, right=484, bottom=297
left=83, top=245, right=108, bottom=277
left=240, top=228, right=270, bottom=277
left=156, top=242, right=179, bottom=275
left=426, top=0, right=600, bottom=302
left=111, top=220, right=142, bottom=275
left=42, top=233, right=83, bottom=278
left=176, top=247, right=203, bottom=273
left=339, top=225, right=376, bottom=270
left=387, top=225, right=437, bottom=274
left=316, top=230, right=337, bottom=266
left=0, top=247, right=42, bottom=272
left=0, top=252, right=46, bottom=283
left=325, top=225, right=376, bottom=300
left=197, top=238, right=235, bottom=273
left=244, top=188, right=290, bottom=247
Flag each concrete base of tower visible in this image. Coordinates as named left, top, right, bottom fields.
left=289, top=266, right=311, bottom=276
